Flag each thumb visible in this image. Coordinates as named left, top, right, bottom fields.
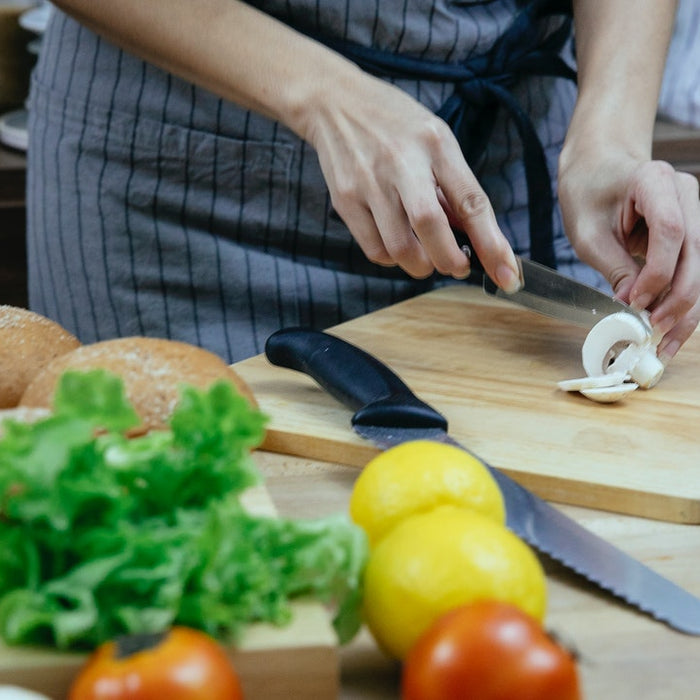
left=589, top=246, right=642, bottom=304
left=570, top=222, right=642, bottom=303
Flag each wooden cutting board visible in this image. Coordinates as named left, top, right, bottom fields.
left=234, top=285, right=700, bottom=524
left=0, top=484, right=338, bottom=700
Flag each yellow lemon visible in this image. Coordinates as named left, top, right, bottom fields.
left=362, top=504, right=547, bottom=660
left=350, top=440, right=505, bottom=545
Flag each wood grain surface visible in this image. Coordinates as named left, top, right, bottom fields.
left=234, top=285, right=700, bottom=524
left=254, top=451, right=700, bottom=700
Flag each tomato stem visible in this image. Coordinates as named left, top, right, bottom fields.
left=115, top=630, right=168, bottom=659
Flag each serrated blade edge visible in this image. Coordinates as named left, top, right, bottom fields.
left=354, top=424, right=700, bottom=635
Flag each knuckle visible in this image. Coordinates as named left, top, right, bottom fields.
left=419, top=117, right=451, bottom=149
left=664, top=216, right=686, bottom=244
left=329, top=187, right=358, bottom=217
left=363, top=241, right=393, bottom=266
left=677, top=290, right=698, bottom=315
left=384, top=234, right=415, bottom=262
left=651, top=160, right=676, bottom=178
left=456, top=189, right=492, bottom=220
left=384, top=236, right=434, bottom=278
left=643, top=269, right=672, bottom=296
left=406, top=200, right=444, bottom=234
left=673, top=317, right=699, bottom=346
left=607, top=266, right=635, bottom=295
left=676, top=170, right=699, bottom=195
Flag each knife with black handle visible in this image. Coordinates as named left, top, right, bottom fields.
left=266, top=326, right=700, bottom=635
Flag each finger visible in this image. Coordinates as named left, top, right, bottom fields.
left=399, top=183, right=471, bottom=279
left=657, top=299, right=700, bottom=365
left=368, top=189, right=436, bottom=278
left=566, top=218, right=642, bottom=302
left=648, top=172, right=700, bottom=336
left=334, top=200, right=395, bottom=267
left=434, top=153, right=520, bottom=292
left=627, top=162, right=686, bottom=310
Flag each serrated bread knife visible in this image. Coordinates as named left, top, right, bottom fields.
left=265, top=327, right=700, bottom=635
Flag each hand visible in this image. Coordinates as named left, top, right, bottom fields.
left=301, top=69, right=522, bottom=291
left=558, top=149, right=700, bottom=362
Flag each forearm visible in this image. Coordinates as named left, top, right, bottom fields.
left=556, top=1, right=700, bottom=360
left=564, top=0, right=677, bottom=160
left=50, top=0, right=521, bottom=287
left=50, top=0, right=362, bottom=140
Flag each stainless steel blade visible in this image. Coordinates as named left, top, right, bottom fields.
left=484, top=257, right=651, bottom=331
left=354, top=423, right=700, bottom=636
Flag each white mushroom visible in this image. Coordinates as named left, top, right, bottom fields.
left=557, top=371, right=629, bottom=392
left=580, top=382, right=639, bottom=403
left=557, top=310, right=664, bottom=403
left=581, top=311, right=664, bottom=389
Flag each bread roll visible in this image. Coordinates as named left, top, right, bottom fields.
left=19, top=336, right=257, bottom=432
left=0, top=306, right=81, bottom=408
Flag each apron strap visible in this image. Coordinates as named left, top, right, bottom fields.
left=294, top=0, right=576, bottom=269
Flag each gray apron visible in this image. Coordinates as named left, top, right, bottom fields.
left=26, top=0, right=606, bottom=363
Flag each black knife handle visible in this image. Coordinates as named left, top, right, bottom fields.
left=265, top=327, right=448, bottom=430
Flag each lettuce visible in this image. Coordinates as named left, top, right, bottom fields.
left=0, top=370, right=367, bottom=649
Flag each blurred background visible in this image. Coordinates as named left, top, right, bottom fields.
left=0, top=0, right=50, bottom=150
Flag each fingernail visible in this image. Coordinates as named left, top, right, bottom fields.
left=630, top=293, right=653, bottom=310
left=496, top=264, right=522, bottom=293
left=454, top=266, right=471, bottom=281
left=658, top=339, right=681, bottom=365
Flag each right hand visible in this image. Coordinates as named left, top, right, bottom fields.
left=301, top=69, right=522, bottom=291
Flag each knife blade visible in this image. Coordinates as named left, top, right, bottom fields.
left=477, top=254, right=651, bottom=332
left=265, top=326, right=700, bottom=635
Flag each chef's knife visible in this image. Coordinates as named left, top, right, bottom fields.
left=471, top=251, right=651, bottom=332
left=265, top=327, right=700, bottom=635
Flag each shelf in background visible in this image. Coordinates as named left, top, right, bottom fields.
left=652, top=118, right=700, bottom=180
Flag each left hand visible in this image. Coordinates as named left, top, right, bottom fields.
left=558, top=148, right=700, bottom=363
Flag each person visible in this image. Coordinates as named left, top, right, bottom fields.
left=26, top=0, right=700, bottom=365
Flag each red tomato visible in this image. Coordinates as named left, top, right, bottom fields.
left=402, top=601, right=581, bottom=700
left=68, top=627, right=243, bottom=700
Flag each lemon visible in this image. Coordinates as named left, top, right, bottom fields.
left=349, top=440, right=505, bottom=545
left=362, top=504, right=547, bottom=660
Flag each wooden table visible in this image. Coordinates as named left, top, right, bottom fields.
left=252, top=450, right=700, bottom=700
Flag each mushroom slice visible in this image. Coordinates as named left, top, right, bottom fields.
left=582, top=311, right=664, bottom=389
left=557, top=371, right=628, bottom=392
left=580, top=382, right=639, bottom=403
left=582, top=312, right=650, bottom=376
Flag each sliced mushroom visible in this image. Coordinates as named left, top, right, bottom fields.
left=557, top=310, right=664, bottom=403
left=582, top=311, right=664, bottom=389
left=580, top=382, right=639, bottom=403
left=557, top=371, right=628, bottom=392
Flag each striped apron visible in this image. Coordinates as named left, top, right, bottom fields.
left=26, top=0, right=607, bottom=363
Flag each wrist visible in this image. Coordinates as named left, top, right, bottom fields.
left=560, top=98, right=653, bottom=178
left=281, top=48, right=369, bottom=143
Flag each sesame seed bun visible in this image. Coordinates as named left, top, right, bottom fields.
left=0, top=306, right=81, bottom=409
left=19, top=336, right=257, bottom=433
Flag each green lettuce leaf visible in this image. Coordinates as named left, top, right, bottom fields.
left=0, top=369, right=368, bottom=649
